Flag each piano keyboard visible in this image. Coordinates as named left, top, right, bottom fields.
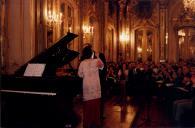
left=0, top=89, right=56, bottom=96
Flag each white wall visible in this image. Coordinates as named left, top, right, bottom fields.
left=6, top=0, right=35, bottom=74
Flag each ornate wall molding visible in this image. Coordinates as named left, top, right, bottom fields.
left=131, top=0, right=159, bottom=30
left=0, top=0, right=6, bottom=73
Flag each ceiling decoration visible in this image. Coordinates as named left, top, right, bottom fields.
left=108, top=0, right=116, bottom=16
left=123, top=0, right=129, bottom=18
left=183, top=0, right=195, bottom=17
left=134, top=0, right=153, bottom=19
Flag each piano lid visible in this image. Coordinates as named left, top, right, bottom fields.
left=15, top=32, right=79, bottom=76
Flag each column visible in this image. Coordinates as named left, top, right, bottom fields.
left=183, top=29, right=190, bottom=60
left=159, top=3, right=167, bottom=60
left=0, top=0, right=6, bottom=73
left=119, top=1, right=125, bottom=62
left=79, top=0, right=84, bottom=53
left=154, top=29, right=160, bottom=64
left=168, top=26, right=177, bottom=63
left=142, top=29, right=147, bottom=62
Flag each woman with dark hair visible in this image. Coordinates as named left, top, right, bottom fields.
left=78, top=46, right=104, bottom=128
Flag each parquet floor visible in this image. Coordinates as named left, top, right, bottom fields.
left=101, top=96, right=138, bottom=128
left=131, top=97, right=175, bottom=128
left=74, top=96, right=138, bottom=128
left=73, top=95, right=176, bottom=128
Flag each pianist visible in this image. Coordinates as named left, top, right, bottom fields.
left=78, top=45, right=104, bottom=128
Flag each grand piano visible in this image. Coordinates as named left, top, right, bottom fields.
left=1, top=32, right=82, bottom=128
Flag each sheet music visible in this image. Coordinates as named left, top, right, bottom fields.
left=24, top=63, right=46, bottom=77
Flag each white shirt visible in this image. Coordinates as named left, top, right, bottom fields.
left=78, top=58, right=104, bottom=101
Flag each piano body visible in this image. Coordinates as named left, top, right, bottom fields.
left=1, top=33, right=82, bottom=128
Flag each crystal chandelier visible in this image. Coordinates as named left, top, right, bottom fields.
left=183, top=0, right=195, bottom=14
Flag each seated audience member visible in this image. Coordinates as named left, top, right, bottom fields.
left=174, top=67, right=184, bottom=87
left=173, top=86, right=195, bottom=126
left=106, top=65, right=117, bottom=95
left=183, top=66, right=192, bottom=77
left=175, top=74, right=193, bottom=98
left=107, top=66, right=116, bottom=83
left=168, top=73, right=193, bottom=102
left=173, top=99, right=193, bottom=126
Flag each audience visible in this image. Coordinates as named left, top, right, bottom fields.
left=103, top=60, right=195, bottom=126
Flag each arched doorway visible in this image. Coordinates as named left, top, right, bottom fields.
left=135, top=28, right=153, bottom=62
left=177, top=27, right=195, bottom=61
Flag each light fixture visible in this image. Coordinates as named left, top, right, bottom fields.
left=119, top=32, right=129, bottom=42
left=147, top=47, right=152, bottom=53
left=165, top=33, right=168, bottom=45
left=179, top=37, right=184, bottom=45
left=68, top=27, right=72, bottom=32
left=82, top=25, right=94, bottom=34
left=178, top=30, right=186, bottom=37
left=0, top=35, right=3, bottom=42
left=137, top=46, right=142, bottom=53
left=47, top=10, right=63, bottom=28
left=82, top=25, right=94, bottom=38
left=183, top=0, right=195, bottom=15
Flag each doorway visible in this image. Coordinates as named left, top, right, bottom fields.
left=178, top=28, right=195, bottom=61
left=135, top=29, right=153, bottom=62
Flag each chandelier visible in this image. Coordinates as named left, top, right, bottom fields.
left=46, top=9, right=63, bottom=30
left=183, top=0, right=195, bottom=15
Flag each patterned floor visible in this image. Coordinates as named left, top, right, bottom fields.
left=73, top=95, right=177, bottom=128
left=131, top=96, right=175, bottom=128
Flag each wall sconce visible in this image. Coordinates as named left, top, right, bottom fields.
left=147, top=47, right=152, bottom=53
left=68, top=27, right=72, bottom=33
left=0, top=35, right=3, bottom=42
left=178, top=30, right=186, bottom=37
left=137, top=46, right=142, bottom=53
left=119, top=32, right=129, bottom=42
left=82, top=25, right=94, bottom=34
left=47, top=10, right=63, bottom=28
left=165, top=32, right=168, bottom=45
left=82, top=25, right=94, bottom=39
